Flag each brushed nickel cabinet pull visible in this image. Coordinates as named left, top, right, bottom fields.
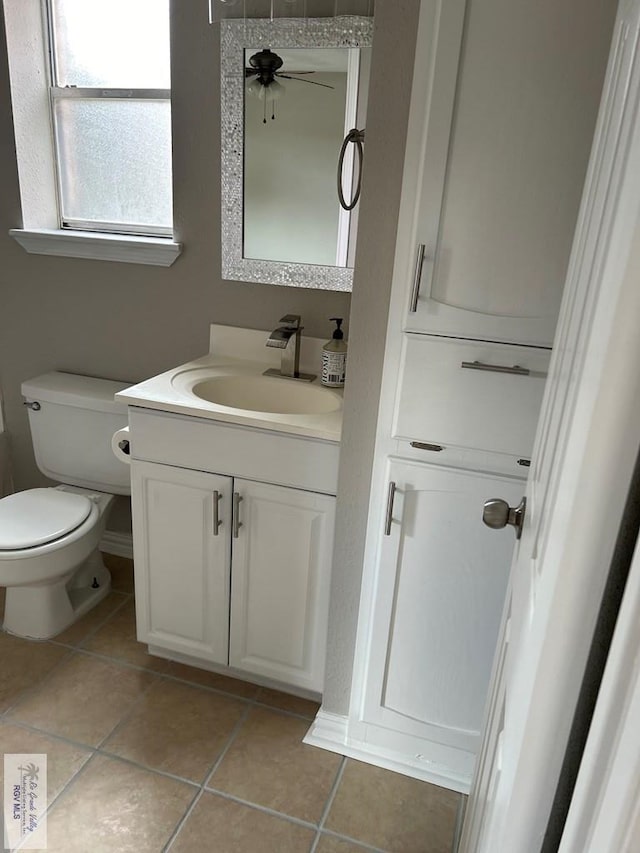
left=384, top=481, right=396, bottom=536
left=461, top=360, right=530, bottom=376
left=233, top=492, right=243, bottom=539
left=213, top=490, right=222, bottom=536
left=410, top=441, right=444, bottom=452
left=409, top=244, right=426, bottom=313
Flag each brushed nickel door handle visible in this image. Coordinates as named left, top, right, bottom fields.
left=213, top=490, right=222, bottom=536
left=384, top=481, right=397, bottom=536
left=482, top=497, right=526, bottom=539
left=409, top=244, right=426, bottom=313
left=233, top=492, right=243, bottom=539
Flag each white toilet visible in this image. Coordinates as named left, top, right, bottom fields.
left=0, top=372, right=131, bottom=640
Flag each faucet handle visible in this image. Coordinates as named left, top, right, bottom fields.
left=279, top=314, right=301, bottom=329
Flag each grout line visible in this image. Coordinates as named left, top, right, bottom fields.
left=318, top=756, right=346, bottom=830
left=162, top=700, right=256, bottom=853
left=309, top=757, right=347, bottom=853
left=94, top=672, right=163, bottom=751
left=12, top=751, right=101, bottom=851
left=202, top=700, right=255, bottom=787
left=95, top=748, right=201, bottom=790
left=0, top=644, right=77, bottom=718
left=48, top=590, right=131, bottom=651
left=318, top=828, right=391, bottom=853
left=202, top=786, right=321, bottom=833
left=252, top=698, right=319, bottom=723
left=162, top=788, right=204, bottom=853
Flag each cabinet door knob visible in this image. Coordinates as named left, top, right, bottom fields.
left=482, top=497, right=526, bottom=539
left=233, top=492, right=243, bottom=539
left=213, top=491, right=222, bottom=536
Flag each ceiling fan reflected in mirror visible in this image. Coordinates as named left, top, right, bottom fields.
left=245, top=49, right=335, bottom=123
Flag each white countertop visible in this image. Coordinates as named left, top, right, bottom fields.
left=115, top=325, right=343, bottom=443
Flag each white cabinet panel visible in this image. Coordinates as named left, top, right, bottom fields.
left=405, top=0, right=612, bottom=346
left=364, top=460, right=523, bottom=757
left=131, top=461, right=232, bottom=664
left=394, top=336, right=550, bottom=457
left=229, top=479, right=335, bottom=692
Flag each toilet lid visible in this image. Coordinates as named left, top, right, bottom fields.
left=0, top=489, right=93, bottom=550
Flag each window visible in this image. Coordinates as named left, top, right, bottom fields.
left=4, top=0, right=180, bottom=265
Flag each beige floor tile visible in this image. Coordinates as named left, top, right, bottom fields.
left=256, top=686, right=321, bottom=719
left=0, top=633, right=68, bottom=713
left=81, top=599, right=169, bottom=672
left=8, top=653, right=156, bottom=747
left=167, top=661, right=260, bottom=699
left=315, top=835, right=373, bottom=853
left=53, top=591, right=128, bottom=646
left=325, top=760, right=459, bottom=853
left=209, top=706, right=341, bottom=824
left=102, top=553, right=135, bottom=594
left=39, top=754, right=195, bottom=853
left=103, top=678, right=246, bottom=782
left=0, top=721, right=91, bottom=805
left=171, top=792, right=315, bottom=853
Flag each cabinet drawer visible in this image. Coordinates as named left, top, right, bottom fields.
left=394, top=336, right=550, bottom=458
left=128, top=407, right=340, bottom=496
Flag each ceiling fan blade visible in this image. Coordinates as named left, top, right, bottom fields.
left=277, top=74, right=335, bottom=89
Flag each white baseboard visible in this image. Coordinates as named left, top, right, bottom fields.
left=304, top=710, right=471, bottom=794
left=99, top=530, right=134, bottom=560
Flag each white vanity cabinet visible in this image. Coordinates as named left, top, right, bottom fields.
left=360, top=460, right=524, bottom=783
left=127, top=407, right=339, bottom=695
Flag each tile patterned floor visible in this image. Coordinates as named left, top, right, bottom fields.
left=0, top=554, right=465, bottom=852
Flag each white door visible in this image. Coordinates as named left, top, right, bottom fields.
left=460, top=2, right=640, bottom=848
left=131, top=460, right=232, bottom=664
left=229, top=479, right=335, bottom=692
left=362, top=460, right=524, bottom=786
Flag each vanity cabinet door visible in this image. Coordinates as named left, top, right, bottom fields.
left=361, top=459, right=523, bottom=780
left=131, top=461, right=232, bottom=664
left=229, top=479, right=335, bottom=692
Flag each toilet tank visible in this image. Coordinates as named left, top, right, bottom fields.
left=21, top=372, right=131, bottom=495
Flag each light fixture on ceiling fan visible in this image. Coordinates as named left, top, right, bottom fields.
left=245, top=48, right=334, bottom=123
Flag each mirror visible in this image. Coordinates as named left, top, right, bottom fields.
left=220, top=17, right=373, bottom=291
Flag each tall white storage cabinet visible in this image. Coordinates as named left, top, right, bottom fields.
left=307, top=0, right=613, bottom=792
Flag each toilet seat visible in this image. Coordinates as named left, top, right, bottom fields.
left=0, top=488, right=92, bottom=551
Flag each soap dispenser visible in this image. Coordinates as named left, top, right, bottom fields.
left=321, top=318, right=347, bottom=388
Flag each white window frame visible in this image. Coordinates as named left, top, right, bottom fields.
left=3, top=0, right=181, bottom=266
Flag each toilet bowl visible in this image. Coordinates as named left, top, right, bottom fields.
left=0, top=372, right=131, bottom=640
left=0, top=486, right=114, bottom=639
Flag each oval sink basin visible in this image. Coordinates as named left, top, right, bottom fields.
left=190, top=374, right=342, bottom=415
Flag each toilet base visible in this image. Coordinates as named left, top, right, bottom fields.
left=3, top=551, right=112, bottom=641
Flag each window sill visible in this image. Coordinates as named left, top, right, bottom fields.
left=9, top=228, right=182, bottom=267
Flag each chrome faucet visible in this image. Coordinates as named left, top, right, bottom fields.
left=264, top=315, right=316, bottom=382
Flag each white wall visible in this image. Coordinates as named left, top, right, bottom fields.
left=244, top=71, right=348, bottom=266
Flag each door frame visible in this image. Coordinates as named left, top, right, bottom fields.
left=460, top=0, right=640, bottom=846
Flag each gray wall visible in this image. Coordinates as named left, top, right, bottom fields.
left=322, top=0, right=421, bottom=713
left=0, top=2, right=357, bottom=508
